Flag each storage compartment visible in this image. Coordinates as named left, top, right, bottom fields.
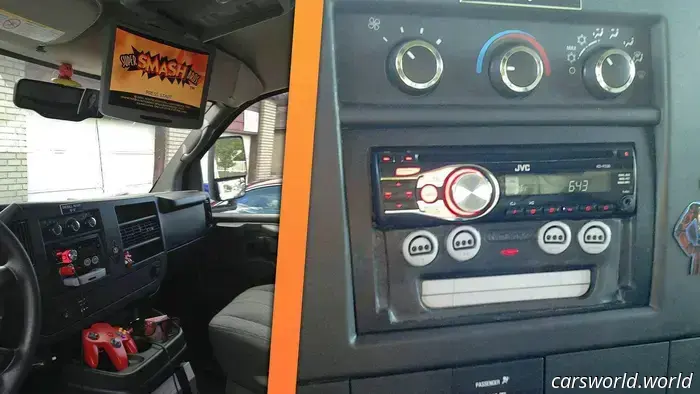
left=62, top=309, right=189, bottom=394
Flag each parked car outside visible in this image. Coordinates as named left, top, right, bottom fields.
left=212, top=178, right=282, bottom=214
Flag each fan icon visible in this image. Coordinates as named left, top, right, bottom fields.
left=368, top=17, right=381, bottom=31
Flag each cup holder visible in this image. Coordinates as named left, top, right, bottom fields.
left=127, top=354, right=145, bottom=366
left=133, top=337, right=152, bottom=353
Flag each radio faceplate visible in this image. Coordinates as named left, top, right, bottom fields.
left=372, top=144, right=636, bottom=228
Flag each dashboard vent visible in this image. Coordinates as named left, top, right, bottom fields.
left=9, top=220, right=35, bottom=265
left=119, top=216, right=161, bottom=249
left=115, top=201, right=164, bottom=264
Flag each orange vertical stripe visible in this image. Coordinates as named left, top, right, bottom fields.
left=268, top=1, right=325, bottom=394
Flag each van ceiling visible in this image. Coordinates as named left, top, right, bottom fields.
left=0, top=0, right=293, bottom=102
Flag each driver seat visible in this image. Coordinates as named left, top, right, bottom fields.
left=208, top=284, right=274, bottom=394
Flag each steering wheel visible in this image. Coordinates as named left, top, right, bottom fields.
left=0, top=204, right=41, bottom=394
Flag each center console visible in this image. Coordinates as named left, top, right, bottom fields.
left=294, top=0, right=700, bottom=392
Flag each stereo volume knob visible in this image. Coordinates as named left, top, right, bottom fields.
left=583, top=48, right=636, bottom=99
left=443, top=166, right=499, bottom=219
left=387, top=39, right=444, bottom=95
left=85, top=216, right=97, bottom=228
left=66, top=218, right=81, bottom=232
left=50, top=222, right=63, bottom=236
left=489, top=45, right=544, bottom=97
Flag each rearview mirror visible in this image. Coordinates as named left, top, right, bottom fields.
left=207, top=135, right=247, bottom=202
left=13, top=79, right=102, bottom=122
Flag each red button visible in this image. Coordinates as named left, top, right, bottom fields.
left=59, top=265, right=76, bottom=277
left=384, top=192, right=392, bottom=200
left=547, top=207, right=558, bottom=214
left=395, top=203, right=403, bottom=209
left=500, top=248, right=519, bottom=257
left=601, top=205, right=610, bottom=211
left=529, top=209, right=538, bottom=215
left=381, top=155, right=392, bottom=163
left=405, top=191, right=414, bottom=198
left=403, top=155, right=414, bottom=162
left=395, top=182, right=402, bottom=187
left=585, top=205, right=593, bottom=212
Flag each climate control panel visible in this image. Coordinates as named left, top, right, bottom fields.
left=41, top=210, right=101, bottom=242
left=335, top=14, right=652, bottom=106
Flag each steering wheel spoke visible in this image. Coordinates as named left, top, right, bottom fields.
left=0, top=204, right=19, bottom=225
left=0, top=266, right=15, bottom=291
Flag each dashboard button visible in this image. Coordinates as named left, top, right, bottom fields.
left=454, top=358, right=543, bottom=394
left=598, top=203, right=616, bottom=212
left=561, top=205, right=577, bottom=213
left=526, top=207, right=543, bottom=216
left=401, top=154, right=417, bottom=163
left=506, top=208, right=523, bottom=216
left=380, top=154, right=394, bottom=163
left=545, top=206, right=559, bottom=215
left=419, top=185, right=439, bottom=203
left=579, top=204, right=597, bottom=213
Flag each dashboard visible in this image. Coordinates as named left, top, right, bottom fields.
left=5, top=190, right=211, bottom=343
left=296, top=0, right=700, bottom=392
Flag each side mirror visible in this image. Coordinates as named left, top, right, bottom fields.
left=13, top=79, right=102, bottom=122
left=207, top=135, right=248, bottom=202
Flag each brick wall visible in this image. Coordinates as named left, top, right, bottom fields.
left=0, top=55, right=27, bottom=203
left=250, top=99, right=277, bottom=182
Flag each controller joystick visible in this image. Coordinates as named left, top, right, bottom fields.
left=82, top=323, right=138, bottom=371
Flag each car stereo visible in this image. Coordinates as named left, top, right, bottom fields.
left=372, top=144, right=636, bottom=228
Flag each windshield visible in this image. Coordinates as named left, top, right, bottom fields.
left=0, top=54, right=204, bottom=203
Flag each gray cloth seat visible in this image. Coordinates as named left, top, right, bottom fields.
left=209, top=284, right=274, bottom=394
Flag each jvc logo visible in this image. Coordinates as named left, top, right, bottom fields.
left=514, top=164, right=531, bottom=172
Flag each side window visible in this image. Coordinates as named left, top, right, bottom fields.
left=236, top=185, right=282, bottom=213
left=201, top=93, right=287, bottom=209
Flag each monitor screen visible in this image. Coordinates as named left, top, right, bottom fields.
left=101, top=25, right=212, bottom=128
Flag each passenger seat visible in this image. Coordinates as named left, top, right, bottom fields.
left=208, top=284, right=274, bottom=394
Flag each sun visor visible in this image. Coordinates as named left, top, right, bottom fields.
left=0, top=0, right=101, bottom=46
left=207, top=49, right=263, bottom=108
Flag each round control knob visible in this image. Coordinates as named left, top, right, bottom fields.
left=85, top=216, right=97, bottom=228
left=49, top=222, right=63, bottom=236
left=443, top=166, right=499, bottom=219
left=64, top=249, right=78, bottom=263
left=583, top=48, right=636, bottom=99
left=66, top=218, right=80, bottom=232
left=489, top=45, right=544, bottom=97
left=387, top=39, right=443, bottom=95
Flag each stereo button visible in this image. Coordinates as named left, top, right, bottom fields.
left=537, top=221, right=572, bottom=255
left=526, top=207, right=543, bottom=216
left=401, top=154, right=417, bottom=163
left=598, top=204, right=615, bottom=212
left=561, top=205, right=577, bottom=214
left=545, top=206, right=559, bottom=215
left=579, top=204, right=597, bottom=213
left=419, top=185, right=439, bottom=203
left=506, top=208, right=524, bottom=216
